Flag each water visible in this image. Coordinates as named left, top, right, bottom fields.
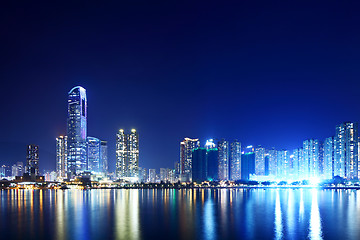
left=1, top=188, right=360, bottom=240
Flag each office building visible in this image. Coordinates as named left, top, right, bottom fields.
left=100, top=141, right=108, bottom=174
left=241, top=146, right=255, bottom=180
left=87, top=137, right=101, bottom=174
left=192, top=148, right=207, bottom=182
left=148, top=169, right=156, bottom=183
left=67, top=86, right=87, bottom=178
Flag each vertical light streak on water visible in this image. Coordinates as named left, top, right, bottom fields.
left=308, top=189, right=322, bottom=240
left=203, top=189, right=216, bottom=240
left=299, top=189, right=304, bottom=222
left=274, top=190, right=283, bottom=240
left=287, top=190, right=295, bottom=239
left=55, top=190, right=66, bottom=240
left=220, top=189, right=228, bottom=238
left=347, top=191, right=359, bottom=239
left=130, top=190, right=140, bottom=240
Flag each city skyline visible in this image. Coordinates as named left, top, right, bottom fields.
left=2, top=2, right=360, bottom=172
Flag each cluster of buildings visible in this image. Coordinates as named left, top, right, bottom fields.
left=173, top=122, right=360, bottom=183
left=1, top=86, right=359, bottom=185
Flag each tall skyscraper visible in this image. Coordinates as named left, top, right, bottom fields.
left=323, top=137, right=334, bottom=179
left=217, top=139, right=229, bottom=181
left=67, top=86, right=87, bottom=178
left=116, top=129, right=139, bottom=179
left=180, top=137, right=200, bottom=182
left=255, top=146, right=265, bottom=176
left=241, top=146, right=255, bottom=180
left=56, top=136, right=68, bottom=179
left=26, top=144, right=39, bottom=176
left=276, top=150, right=289, bottom=179
left=266, top=148, right=277, bottom=177
left=87, top=137, right=101, bottom=174
left=100, top=141, right=108, bottom=174
left=230, top=140, right=241, bottom=181
left=303, top=139, right=319, bottom=179
left=207, top=147, right=219, bottom=181
left=334, top=122, right=358, bottom=180
left=192, top=148, right=208, bottom=182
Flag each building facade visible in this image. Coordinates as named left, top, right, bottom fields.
left=67, top=86, right=87, bottom=178
left=116, top=129, right=139, bottom=179
left=217, top=139, right=229, bottom=181
left=180, top=137, right=200, bottom=182
left=230, top=140, right=241, bottom=180
left=56, top=136, right=68, bottom=179
left=26, top=144, right=39, bottom=176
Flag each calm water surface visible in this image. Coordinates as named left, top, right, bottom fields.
left=1, top=188, right=360, bottom=240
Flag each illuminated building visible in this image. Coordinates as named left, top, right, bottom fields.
left=11, top=164, right=17, bottom=177
left=100, top=141, right=108, bottom=174
left=87, top=137, right=101, bottom=173
left=148, top=169, right=156, bottom=183
left=241, top=146, right=255, bottom=180
left=207, top=147, right=218, bottom=181
left=217, top=139, right=229, bottom=181
left=266, top=148, right=277, bottom=176
left=230, top=140, right=241, bottom=180
left=138, top=167, right=148, bottom=182
left=276, top=150, right=289, bottom=179
left=56, top=135, right=67, bottom=179
left=323, top=137, right=334, bottom=179
left=192, top=148, right=207, bottom=182
left=67, top=86, right=87, bottom=178
left=255, top=146, right=265, bottom=176
left=160, top=168, right=171, bottom=182
left=12, top=162, right=24, bottom=177
left=205, top=139, right=216, bottom=150
left=26, top=144, right=39, bottom=176
left=180, top=137, right=200, bottom=182
left=334, top=122, right=358, bottom=180
left=116, top=129, right=139, bottom=179
left=303, top=139, right=319, bottom=178
left=292, top=148, right=302, bottom=180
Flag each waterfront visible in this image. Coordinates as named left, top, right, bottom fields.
left=1, top=189, right=360, bottom=240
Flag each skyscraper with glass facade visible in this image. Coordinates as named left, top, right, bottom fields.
left=116, top=129, right=139, bottom=179
left=87, top=137, right=101, bottom=174
left=100, top=140, right=108, bottom=174
left=56, top=135, right=68, bottom=179
left=67, top=86, right=87, bottom=178
left=192, top=148, right=208, bottom=182
left=180, top=137, right=200, bottom=182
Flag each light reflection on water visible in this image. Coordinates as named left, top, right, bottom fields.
left=1, top=189, right=360, bottom=239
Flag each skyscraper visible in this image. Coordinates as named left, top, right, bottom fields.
left=255, top=146, right=265, bottom=176
left=266, top=148, right=277, bottom=177
left=116, top=129, right=139, bottom=179
left=323, top=137, right=334, bottom=179
left=87, top=137, right=101, bottom=174
left=100, top=140, right=108, bottom=174
left=180, top=137, right=200, bottom=182
left=56, top=136, right=67, bottom=179
left=334, top=122, right=358, bottom=180
left=241, top=146, right=255, bottom=180
left=67, top=86, right=87, bottom=178
left=207, top=147, right=219, bottom=181
left=303, top=139, right=319, bottom=179
left=26, top=144, right=39, bottom=176
left=230, top=140, right=241, bottom=181
left=148, top=169, right=156, bottom=183
left=192, top=148, right=207, bottom=182
left=217, top=139, right=229, bottom=181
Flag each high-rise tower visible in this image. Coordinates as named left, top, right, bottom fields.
left=217, top=139, right=229, bottom=181
left=180, top=137, right=200, bottom=182
left=56, top=136, right=68, bottom=179
left=67, top=86, right=87, bottom=178
left=26, top=144, right=39, bottom=176
left=230, top=140, right=241, bottom=181
left=116, top=129, right=139, bottom=179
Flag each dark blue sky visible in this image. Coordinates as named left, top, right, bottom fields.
left=1, top=1, right=360, bottom=172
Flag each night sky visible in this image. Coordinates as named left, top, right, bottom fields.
left=1, top=1, right=360, bottom=172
